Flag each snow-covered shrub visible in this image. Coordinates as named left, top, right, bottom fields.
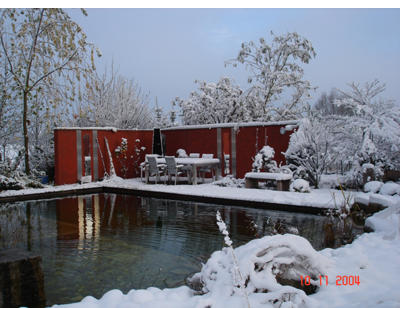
left=284, top=116, right=335, bottom=188
left=290, top=179, right=311, bottom=193
left=333, top=80, right=400, bottom=186
left=0, top=175, right=24, bottom=190
left=214, top=175, right=244, bottom=188
left=251, top=145, right=278, bottom=172
left=319, top=174, right=346, bottom=189
left=363, top=181, right=384, bottom=193
left=190, top=234, right=331, bottom=307
left=345, top=133, right=386, bottom=188
left=114, top=138, right=146, bottom=178
left=115, top=138, right=129, bottom=178
left=379, top=182, right=400, bottom=196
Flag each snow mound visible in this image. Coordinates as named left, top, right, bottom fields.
left=365, top=202, right=400, bottom=240
left=363, top=181, right=383, bottom=193
left=379, top=182, right=400, bottom=196
left=190, top=234, right=331, bottom=307
left=290, top=179, right=310, bottom=193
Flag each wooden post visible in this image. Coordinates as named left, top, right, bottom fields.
left=0, top=249, right=46, bottom=307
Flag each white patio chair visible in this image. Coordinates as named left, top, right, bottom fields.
left=147, top=156, right=166, bottom=184
left=140, top=154, right=160, bottom=181
left=165, top=156, right=190, bottom=185
left=199, top=153, right=215, bottom=182
left=189, top=153, right=200, bottom=158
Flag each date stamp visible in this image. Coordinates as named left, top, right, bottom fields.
left=300, top=275, right=360, bottom=286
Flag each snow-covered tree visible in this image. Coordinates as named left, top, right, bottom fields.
left=227, top=31, right=316, bottom=120
left=314, top=89, right=351, bottom=116
left=284, top=115, right=336, bottom=188
left=75, top=64, right=155, bottom=129
left=289, top=80, right=400, bottom=188
left=332, top=80, right=400, bottom=185
left=0, top=8, right=97, bottom=174
left=0, top=58, right=20, bottom=162
left=175, top=77, right=247, bottom=125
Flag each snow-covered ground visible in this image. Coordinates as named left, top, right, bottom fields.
left=2, top=177, right=398, bottom=210
left=1, top=177, right=399, bottom=308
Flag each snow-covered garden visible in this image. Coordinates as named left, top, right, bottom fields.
left=51, top=197, right=400, bottom=308
left=1, top=8, right=400, bottom=308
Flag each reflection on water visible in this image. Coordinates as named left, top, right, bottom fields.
left=0, top=194, right=363, bottom=306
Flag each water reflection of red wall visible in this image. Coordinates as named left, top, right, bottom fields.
left=56, top=198, right=79, bottom=240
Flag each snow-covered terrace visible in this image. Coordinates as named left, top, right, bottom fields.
left=1, top=178, right=398, bottom=214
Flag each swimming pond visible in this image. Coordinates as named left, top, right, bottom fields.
left=0, top=193, right=363, bottom=306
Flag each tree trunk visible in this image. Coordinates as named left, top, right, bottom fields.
left=23, top=91, right=30, bottom=175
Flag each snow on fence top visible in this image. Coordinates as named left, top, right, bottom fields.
left=55, top=121, right=298, bottom=132
left=54, top=127, right=154, bottom=132
left=162, top=120, right=299, bottom=131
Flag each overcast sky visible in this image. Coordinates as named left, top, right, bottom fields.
left=68, top=8, right=400, bottom=112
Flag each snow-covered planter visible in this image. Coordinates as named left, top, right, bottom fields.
left=363, top=181, right=384, bottom=193
left=290, top=179, right=311, bottom=193
left=379, top=182, right=400, bottom=196
left=189, top=234, right=331, bottom=307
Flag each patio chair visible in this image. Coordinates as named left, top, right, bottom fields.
left=140, top=154, right=160, bottom=181
left=199, top=153, right=215, bottom=182
left=147, top=156, right=166, bottom=184
left=165, top=156, right=190, bottom=185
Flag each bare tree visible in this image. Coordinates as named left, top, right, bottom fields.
left=76, top=64, right=155, bottom=129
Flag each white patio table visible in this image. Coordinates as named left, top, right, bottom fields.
left=145, top=157, right=220, bottom=185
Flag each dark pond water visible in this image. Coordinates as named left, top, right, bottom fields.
left=0, top=193, right=364, bottom=306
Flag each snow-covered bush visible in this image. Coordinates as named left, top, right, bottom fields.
left=333, top=80, right=400, bottom=186
left=190, top=234, right=331, bottom=307
left=0, top=159, right=44, bottom=190
left=363, top=181, right=384, bottom=193
left=290, top=179, right=311, bottom=193
left=0, top=175, right=24, bottom=190
left=284, top=116, right=336, bottom=188
left=251, top=145, right=278, bottom=172
left=345, top=133, right=386, bottom=188
left=214, top=175, right=244, bottom=188
left=379, top=182, right=400, bottom=196
left=115, top=138, right=129, bottom=178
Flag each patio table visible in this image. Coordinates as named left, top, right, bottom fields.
left=145, top=157, right=220, bottom=185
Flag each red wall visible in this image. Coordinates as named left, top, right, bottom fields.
left=55, top=130, right=77, bottom=185
left=55, top=129, right=153, bottom=185
left=235, top=125, right=293, bottom=178
left=162, top=124, right=294, bottom=179
left=55, top=124, right=294, bottom=184
left=96, top=130, right=153, bottom=179
left=162, top=128, right=218, bottom=157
